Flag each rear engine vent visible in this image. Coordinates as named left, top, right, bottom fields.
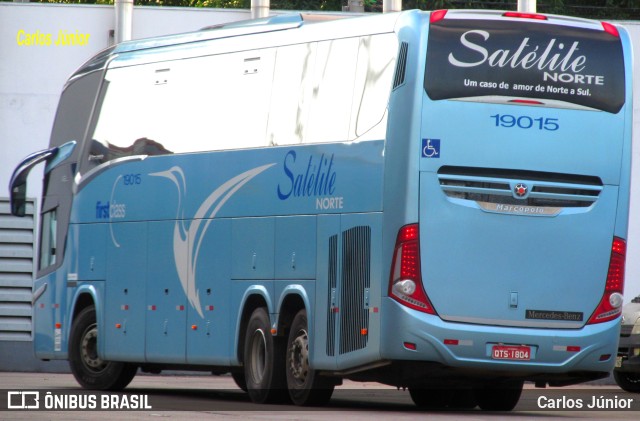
left=393, top=42, right=408, bottom=90
left=438, top=166, right=603, bottom=209
left=339, top=226, right=371, bottom=355
left=326, top=234, right=337, bottom=357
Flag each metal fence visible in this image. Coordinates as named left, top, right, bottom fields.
left=0, top=198, right=35, bottom=342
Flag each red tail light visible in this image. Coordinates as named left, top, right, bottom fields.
left=602, top=22, right=620, bottom=38
left=389, top=224, right=436, bottom=314
left=509, top=99, right=544, bottom=106
left=588, top=237, right=626, bottom=324
left=430, top=9, right=447, bottom=23
left=502, top=12, right=548, bottom=21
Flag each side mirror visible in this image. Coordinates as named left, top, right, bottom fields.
left=9, top=148, right=57, bottom=217
left=10, top=181, right=27, bottom=217
left=8, top=141, right=76, bottom=217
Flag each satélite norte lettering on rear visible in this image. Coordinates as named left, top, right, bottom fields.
left=425, top=17, right=625, bottom=113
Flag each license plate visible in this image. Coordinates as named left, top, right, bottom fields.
left=492, top=345, right=531, bottom=361
left=615, top=356, right=623, bottom=368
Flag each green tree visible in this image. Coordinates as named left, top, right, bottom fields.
left=14, top=0, right=640, bottom=19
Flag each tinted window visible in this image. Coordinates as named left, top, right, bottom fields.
left=86, top=34, right=396, bottom=165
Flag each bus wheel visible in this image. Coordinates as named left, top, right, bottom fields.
left=231, top=371, right=247, bottom=392
left=243, top=307, right=288, bottom=403
left=449, top=388, right=477, bottom=409
left=408, top=387, right=453, bottom=409
left=286, top=309, right=334, bottom=406
left=614, top=371, right=640, bottom=393
left=68, top=306, right=137, bottom=390
left=475, top=380, right=523, bottom=411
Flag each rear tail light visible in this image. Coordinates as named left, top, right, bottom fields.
left=430, top=9, right=447, bottom=23
left=588, top=237, right=626, bottom=324
left=388, top=224, right=436, bottom=314
left=502, top=12, right=548, bottom=20
left=601, top=22, right=620, bottom=37
left=509, top=99, right=544, bottom=106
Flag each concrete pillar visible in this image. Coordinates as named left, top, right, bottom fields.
left=517, top=0, right=537, bottom=13
left=251, top=0, right=270, bottom=20
left=383, top=0, right=402, bottom=13
left=114, top=0, right=133, bottom=44
left=345, top=1, right=365, bottom=12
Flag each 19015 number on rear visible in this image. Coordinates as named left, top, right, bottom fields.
left=491, top=114, right=559, bottom=131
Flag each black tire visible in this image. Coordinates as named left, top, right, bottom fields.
left=286, top=309, right=335, bottom=406
left=408, top=387, right=453, bottom=409
left=475, top=380, right=523, bottom=411
left=614, top=370, right=640, bottom=393
left=68, top=305, right=137, bottom=390
left=243, top=307, right=288, bottom=404
left=449, top=388, right=477, bottom=410
left=231, top=371, right=248, bottom=392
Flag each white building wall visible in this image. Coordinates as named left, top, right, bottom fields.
left=0, top=3, right=250, bottom=201
left=1, top=4, right=639, bottom=301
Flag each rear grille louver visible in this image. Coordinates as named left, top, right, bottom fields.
left=326, top=226, right=372, bottom=356
left=326, top=234, right=338, bottom=357
left=438, top=166, right=603, bottom=210
left=339, top=226, right=371, bottom=355
left=392, top=42, right=408, bottom=90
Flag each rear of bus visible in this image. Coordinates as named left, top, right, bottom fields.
left=383, top=10, right=632, bottom=391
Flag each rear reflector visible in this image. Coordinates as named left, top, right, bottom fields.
left=404, top=342, right=417, bottom=351
left=553, top=345, right=580, bottom=352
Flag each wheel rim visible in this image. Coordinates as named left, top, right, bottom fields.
left=288, top=328, right=309, bottom=387
left=249, top=328, right=267, bottom=384
left=80, top=323, right=108, bottom=373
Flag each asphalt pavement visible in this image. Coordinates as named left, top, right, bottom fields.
left=0, top=371, right=638, bottom=420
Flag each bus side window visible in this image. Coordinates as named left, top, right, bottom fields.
left=268, top=34, right=396, bottom=146
left=267, top=42, right=317, bottom=146
left=88, top=137, right=172, bottom=165
left=305, top=37, right=359, bottom=144
left=350, top=34, right=396, bottom=141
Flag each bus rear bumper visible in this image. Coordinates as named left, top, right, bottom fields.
left=379, top=299, right=619, bottom=382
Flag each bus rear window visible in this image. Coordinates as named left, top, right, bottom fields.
left=425, top=17, right=625, bottom=113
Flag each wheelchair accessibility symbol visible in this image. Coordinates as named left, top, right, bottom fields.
left=422, top=138, right=440, bottom=158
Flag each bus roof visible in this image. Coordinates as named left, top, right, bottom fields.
left=68, top=9, right=624, bottom=84
left=69, top=11, right=403, bottom=81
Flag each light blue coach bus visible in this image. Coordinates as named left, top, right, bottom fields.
left=10, top=9, right=633, bottom=410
